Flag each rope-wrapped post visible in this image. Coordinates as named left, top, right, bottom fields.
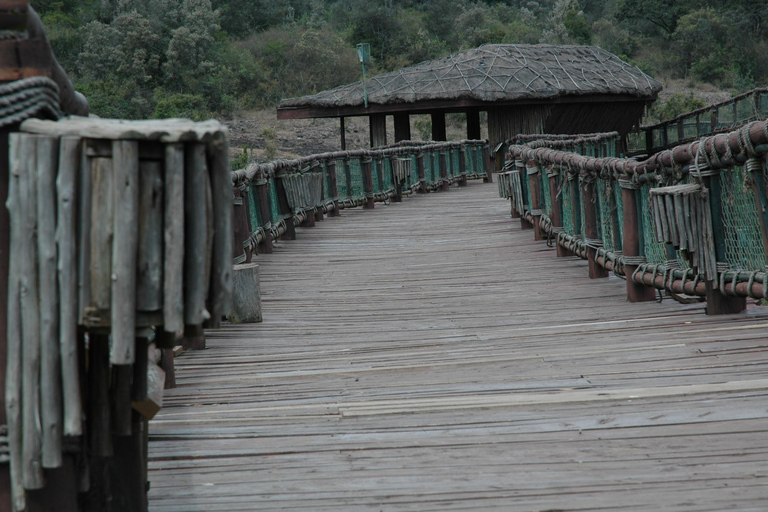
left=415, top=151, right=426, bottom=194
left=620, top=179, right=656, bottom=302
left=582, top=176, right=609, bottom=278
left=326, top=159, right=341, bottom=216
left=516, top=159, right=532, bottom=230
left=458, top=146, right=467, bottom=187
left=526, top=161, right=544, bottom=241
left=362, top=157, right=375, bottom=209
left=547, top=165, right=569, bottom=257
left=439, top=151, right=449, bottom=191
left=254, top=177, right=273, bottom=254
left=275, top=174, right=296, bottom=240
left=483, top=142, right=493, bottom=183
left=702, top=171, right=745, bottom=314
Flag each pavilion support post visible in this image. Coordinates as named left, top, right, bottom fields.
left=327, top=160, right=341, bottom=216
left=467, top=109, right=481, bottom=140
left=339, top=117, right=346, bottom=150
left=275, top=176, right=296, bottom=241
left=583, top=179, right=609, bottom=278
left=362, top=157, right=375, bottom=209
left=703, top=174, right=746, bottom=314
left=548, top=169, right=570, bottom=257
left=516, top=160, right=532, bottom=230
left=483, top=142, right=493, bottom=183
left=526, top=161, right=543, bottom=241
left=255, top=180, right=273, bottom=254
left=416, top=152, right=426, bottom=194
left=439, top=152, right=449, bottom=192
left=621, top=182, right=656, bottom=302
left=394, top=113, right=410, bottom=142
left=458, top=147, right=467, bottom=187
left=431, top=112, right=446, bottom=141
left=369, top=114, right=387, bottom=148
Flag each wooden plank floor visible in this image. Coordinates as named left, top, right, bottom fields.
left=148, top=180, right=768, bottom=511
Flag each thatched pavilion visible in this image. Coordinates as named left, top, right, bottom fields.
left=277, top=44, right=662, bottom=152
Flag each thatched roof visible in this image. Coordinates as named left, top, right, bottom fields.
left=278, top=44, right=662, bottom=115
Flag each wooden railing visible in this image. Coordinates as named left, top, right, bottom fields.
left=230, top=140, right=491, bottom=262
left=627, top=87, right=768, bottom=156
left=500, top=122, right=768, bottom=315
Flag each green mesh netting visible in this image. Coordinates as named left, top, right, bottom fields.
left=579, top=180, right=586, bottom=237
left=382, top=158, right=394, bottom=191
left=640, top=184, right=668, bottom=264
left=268, top=178, right=281, bottom=223
left=720, top=166, right=768, bottom=270
left=758, top=93, right=768, bottom=117
left=523, top=171, right=531, bottom=209
left=335, top=160, right=349, bottom=200
left=348, top=159, right=365, bottom=199
left=452, top=149, right=460, bottom=177
left=408, top=154, right=419, bottom=188
left=541, top=172, right=551, bottom=216
left=247, top=182, right=262, bottom=229
left=597, top=179, right=613, bottom=251
left=562, top=179, right=575, bottom=235
left=371, top=159, right=382, bottom=194
left=422, top=151, right=433, bottom=186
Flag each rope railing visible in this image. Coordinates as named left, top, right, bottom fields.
left=231, top=139, right=491, bottom=262
left=499, top=120, right=768, bottom=313
left=628, top=87, right=768, bottom=156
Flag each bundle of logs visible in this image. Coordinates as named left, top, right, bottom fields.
left=5, top=117, right=232, bottom=511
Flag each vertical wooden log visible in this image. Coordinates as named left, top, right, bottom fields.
left=311, top=163, right=324, bottom=222
left=6, top=133, right=26, bottom=510
left=703, top=174, right=746, bottom=314
left=339, top=117, right=346, bottom=150
left=582, top=179, right=609, bottom=278
left=163, top=144, right=185, bottom=335
left=132, top=338, right=148, bottom=403
left=111, top=364, right=133, bottom=437
left=483, top=143, right=493, bottom=183
left=527, top=162, right=544, bottom=241
left=231, top=187, right=251, bottom=262
left=137, top=160, right=163, bottom=312
left=517, top=160, right=532, bottom=230
left=621, top=184, right=656, bottom=302
left=208, top=139, right=234, bottom=325
left=184, top=143, right=209, bottom=327
left=56, top=137, right=82, bottom=438
left=111, top=140, right=140, bottom=365
left=77, top=140, right=92, bottom=325
left=466, top=109, right=481, bottom=140
left=255, top=180, right=273, bottom=253
left=275, top=176, right=296, bottom=240
left=748, top=155, right=768, bottom=264
left=89, top=335, right=112, bottom=457
left=393, top=112, right=410, bottom=142
left=19, top=135, right=45, bottom=489
left=439, top=152, right=449, bottom=192
left=327, top=160, right=340, bottom=216
left=362, top=158, right=374, bottom=209
left=431, top=112, right=446, bottom=141
left=160, top=348, right=176, bottom=390
left=458, top=147, right=467, bottom=187
left=416, top=152, right=426, bottom=194
left=37, top=135, right=63, bottom=468
left=390, top=156, right=403, bottom=202
left=369, top=114, right=387, bottom=148
left=90, top=156, right=113, bottom=312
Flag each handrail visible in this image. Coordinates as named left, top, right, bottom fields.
left=500, top=121, right=768, bottom=313
left=231, top=139, right=492, bottom=262
left=628, top=87, right=768, bottom=156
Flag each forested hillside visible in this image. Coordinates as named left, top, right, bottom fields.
left=33, top=0, right=768, bottom=122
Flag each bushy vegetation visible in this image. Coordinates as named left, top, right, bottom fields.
left=34, top=0, right=768, bottom=120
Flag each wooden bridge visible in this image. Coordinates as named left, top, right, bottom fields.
left=146, top=179, right=768, bottom=511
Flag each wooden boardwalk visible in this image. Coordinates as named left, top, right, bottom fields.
left=147, top=180, right=768, bottom=511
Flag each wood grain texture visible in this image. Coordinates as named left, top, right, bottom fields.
left=148, top=181, right=768, bottom=512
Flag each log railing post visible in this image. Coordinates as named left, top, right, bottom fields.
left=327, top=159, right=341, bottom=216
left=439, top=151, right=449, bottom=191
left=391, top=156, right=403, bottom=202
left=232, top=187, right=252, bottom=263
left=274, top=175, right=296, bottom=240
left=362, top=157, right=375, bottom=209
left=254, top=178, right=272, bottom=254
left=703, top=173, right=746, bottom=314
left=311, top=162, right=324, bottom=222
left=416, top=151, right=426, bottom=194
left=458, top=146, right=467, bottom=187
left=526, top=161, right=543, bottom=241
left=583, top=177, right=609, bottom=278
left=516, top=159, right=532, bottom=230
left=483, top=142, right=493, bottom=183
left=548, top=166, right=569, bottom=258
left=620, top=180, right=656, bottom=302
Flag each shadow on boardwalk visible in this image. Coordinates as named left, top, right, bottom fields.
left=148, top=180, right=768, bottom=511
